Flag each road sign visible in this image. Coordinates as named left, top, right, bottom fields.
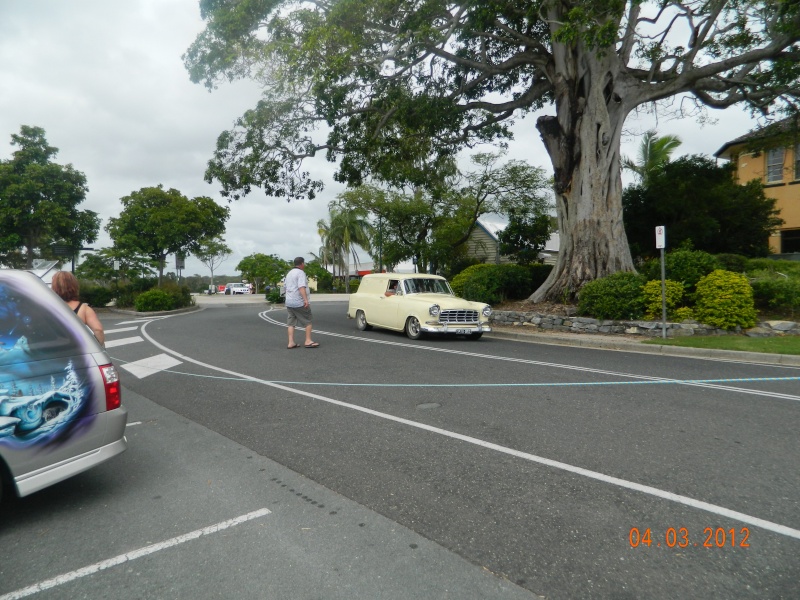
left=655, top=226, right=666, bottom=249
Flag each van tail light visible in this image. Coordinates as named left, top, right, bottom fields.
left=99, top=364, right=121, bottom=411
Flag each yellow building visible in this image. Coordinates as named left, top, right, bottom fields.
left=715, top=118, right=800, bottom=255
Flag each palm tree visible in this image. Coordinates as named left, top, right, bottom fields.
left=319, top=203, right=374, bottom=292
left=316, top=218, right=345, bottom=288
left=622, top=130, right=682, bottom=186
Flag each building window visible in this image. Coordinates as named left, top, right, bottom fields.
left=795, top=144, right=800, bottom=180
left=782, top=229, right=800, bottom=254
left=766, top=147, right=784, bottom=182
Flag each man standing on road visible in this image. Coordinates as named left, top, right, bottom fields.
left=285, top=256, right=319, bottom=349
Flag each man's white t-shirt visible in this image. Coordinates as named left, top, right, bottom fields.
left=284, top=267, right=307, bottom=308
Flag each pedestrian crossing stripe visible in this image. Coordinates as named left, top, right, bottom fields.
left=120, top=353, right=183, bottom=379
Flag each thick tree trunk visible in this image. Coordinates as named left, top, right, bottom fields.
left=530, top=43, right=634, bottom=303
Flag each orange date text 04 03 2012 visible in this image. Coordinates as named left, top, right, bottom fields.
left=629, top=527, right=750, bottom=548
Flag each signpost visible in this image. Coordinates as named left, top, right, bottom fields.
left=655, top=226, right=667, bottom=339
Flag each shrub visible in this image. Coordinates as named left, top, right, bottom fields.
left=451, top=263, right=554, bottom=304
left=79, top=282, right=115, bottom=308
left=494, top=264, right=529, bottom=298
left=349, top=278, right=360, bottom=293
left=693, top=270, right=758, bottom=330
left=527, top=264, right=554, bottom=292
left=159, top=281, right=193, bottom=309
left=134, top=289, right=174, bottom=312
left=714, top=253, right=748, bottom=272
left=641, top=279, right=684, bottom=320
left=450, top=264, right=494, bottom=297
left=745, top=258, right=800, bottom=278
left=458, top=266, right=504, bottom=304
left=640, top=249, right=719, bottom=295
left=750, top=278, right=800, bottom=317
left=266, top=289, right=284, bottom=304
left=673, top=306, right=695, bottom=321
left=577, top=272, right=647, bottom=320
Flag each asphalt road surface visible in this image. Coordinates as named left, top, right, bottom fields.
left=2, top=298, right=798, bottom=599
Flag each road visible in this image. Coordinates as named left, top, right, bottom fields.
left=2, top=297, right=798, bottom=599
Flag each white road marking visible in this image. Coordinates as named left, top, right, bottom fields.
left=104, top=326, right=139, bottom=334
left=104, top=336, right=144, bottom=348
left=126, top=421, right=142, bottom=427
left=258, top=313, right=800, bottom=402
left=140, top=320, right=800, bottom=541
left=0, top=509, right=270, bottom=600
left=119, top=353, right=182, bottom=378
left=115, top=317, right=169, bottom=326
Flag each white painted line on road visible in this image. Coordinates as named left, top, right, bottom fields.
left=115, top=317, right=169, bottom=325
left=104, top=336, right=144, bottom=348
left=258, top=313, right=800, bottom=402
left=126, top=421, right=142, bottom=427
left=104, top=326, right=139, bottom=334
left=140, top=321, right=800, bottom=541
left=0, top=508, right=271, bottom=600
left=120, top=353, right=182, bottom=379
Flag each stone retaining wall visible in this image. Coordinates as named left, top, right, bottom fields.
left=489, top=311, right=799, bottom=338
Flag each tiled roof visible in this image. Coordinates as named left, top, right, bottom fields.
left=715, top=116, right=800, bottom=158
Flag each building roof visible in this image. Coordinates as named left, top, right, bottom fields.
left=476, top=219, right=560, bottom=253
left=715, top=115, right=800, bottom=159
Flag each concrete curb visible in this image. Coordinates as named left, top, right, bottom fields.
left=486, top=328, right=800, bottom=366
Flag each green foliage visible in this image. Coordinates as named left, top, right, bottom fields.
left=130, top=282, right=192, bottom=312
left=106, top=184, right=229, bottom=283
left=336, top=154, right=552, bottom=276
left=745, top=258, right=800, bottom=278
left=451, top=264, right=493, bottom=297
left=641, top=279, right=684, bottom=320
left=134, top=289, right=174, bottom=312
left=623, top=156, right=783, bottom=259
left=452, top=263, right=554, bottom=304
left=349, top=278, right=360, bottom=293
left=640, top=249, right=719, bottom=295
left=187, top=0, right=800, bottom=302
left=159, top=281, right=194, bottom=309
left=578, top=272, right=647, bottom=320
left=673, top=306, right=696, bottom=321
left=237, top=253, right=291, bottom=288
left=714, top=253, right=748, bottom=272
left=78, top=282, right=115, bottom=308
left=694, top=270, right=758, bottom=330
left=0, top=126, right=99, bottom=268
left=497, top=211, right=553, bottom=265
left=267, top=289, right=285, bottom=304
left=750, top=278, right=800, bottom=317
left=528, top=264, right=554, bottom=293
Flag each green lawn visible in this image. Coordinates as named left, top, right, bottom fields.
left=644, top=335, right=800, bottom=355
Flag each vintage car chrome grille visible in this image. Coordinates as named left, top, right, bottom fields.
left=439, top=309, right=479, bottom=323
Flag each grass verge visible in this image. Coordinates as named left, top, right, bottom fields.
left=644, top=335, right=800, bottom=355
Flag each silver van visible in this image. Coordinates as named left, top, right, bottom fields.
left=0, top=270, right=128, bottom=502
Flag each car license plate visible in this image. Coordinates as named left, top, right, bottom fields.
left=455, top=329, right=471, bottom=334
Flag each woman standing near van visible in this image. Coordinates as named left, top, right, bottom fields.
left=51, top=271, right=106, bottom=346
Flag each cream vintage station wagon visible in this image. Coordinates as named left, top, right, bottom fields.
left=347, top=273, right=492, bottom=340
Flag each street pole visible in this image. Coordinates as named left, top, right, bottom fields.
left=655, top=226, right=667, bottom=339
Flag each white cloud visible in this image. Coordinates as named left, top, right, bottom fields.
left=0, top=1, right=761, bottom=277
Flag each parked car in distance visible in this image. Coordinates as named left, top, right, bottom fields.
left=224, top=283, right=250, bottom=295
left=0, top=270, right=128, bottom=504
left=347, top=273, right=492, bottom=340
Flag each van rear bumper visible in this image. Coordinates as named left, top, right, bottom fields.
left=15, top=409, right=128, bottom=497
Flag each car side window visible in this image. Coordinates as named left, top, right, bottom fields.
left=385, top=280, right=399, bottom=296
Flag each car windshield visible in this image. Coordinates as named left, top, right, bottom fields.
left=403, top=278, right=452, bottom=295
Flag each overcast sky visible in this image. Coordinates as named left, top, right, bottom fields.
left=1, top=1, right=761, bottom=277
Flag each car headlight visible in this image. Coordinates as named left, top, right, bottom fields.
left=429, top=304, right=441, bottom=317
left=482, top=305, right=492, bottom=317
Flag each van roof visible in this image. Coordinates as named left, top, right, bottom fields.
left=362, top=273, right=445, bottom=280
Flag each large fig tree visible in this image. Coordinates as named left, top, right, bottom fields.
left=185, top=0, right=800, bottom=301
